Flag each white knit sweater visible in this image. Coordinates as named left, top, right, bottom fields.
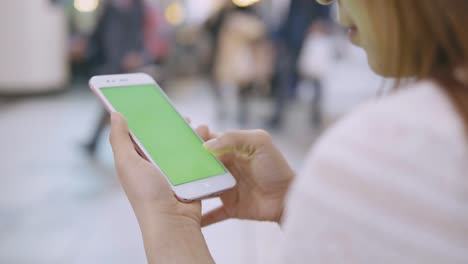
left=281, top=81, right=468, bottom=263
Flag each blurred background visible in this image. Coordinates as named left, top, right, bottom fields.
left=0, top=0, right=381, bottom=263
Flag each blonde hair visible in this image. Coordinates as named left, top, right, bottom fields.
left=375, top=0, right=468, bottom=129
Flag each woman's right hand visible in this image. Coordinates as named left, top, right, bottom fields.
left=197, top=127, right=295, bottom=226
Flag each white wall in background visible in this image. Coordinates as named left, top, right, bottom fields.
left=0, top=0, right=68, bottom=93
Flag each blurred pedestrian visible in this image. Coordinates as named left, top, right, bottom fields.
left=212, top=3, right=272, bottom=125
left=85, top=0, right=148, bottom=155
left=269, top=0, right=330, bottom=128
left=298, top=21, right=335, bottom=126
left=204, top=2, right=234, bottom=120
left=86, top=0, right=147, bottom=74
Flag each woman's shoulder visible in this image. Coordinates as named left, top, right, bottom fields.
left=293, top=79, right=468, bottom=198
left=317, top=80, right=465, bottom=156
left=281, top=81, right=468, bottom=263
left=297, top=79, right=468, bottom=193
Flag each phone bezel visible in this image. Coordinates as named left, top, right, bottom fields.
left=89, top=73, right=236, bottom=202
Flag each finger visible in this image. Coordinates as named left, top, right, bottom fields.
left=216, top=152, right=235, bottom=167
left=184, top=116, right=191, bottom=124
left=109, top=112, right=138, bottom=163
left=203, top=130, right=271, bottom=154
left=201, top=206, right=230, bottom=227
left=195, top=125, right=211, bottom=141
left=209, top=131, right=220, bottom=139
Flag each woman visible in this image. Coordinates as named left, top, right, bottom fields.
left=213, top=3, right=271, bottom=124
left=109, top=0, right=468, bottom=262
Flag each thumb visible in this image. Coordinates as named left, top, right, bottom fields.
left=201, top=206, right=230, bottom=227
left=203, top=130, right=272, bottom=155
left=109, top=112, right=138, bottom=163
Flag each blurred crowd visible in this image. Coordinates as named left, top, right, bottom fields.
left=65, top=0, right=340, bottom=153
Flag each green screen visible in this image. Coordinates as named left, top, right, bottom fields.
left=102, top=84, right=226, bottom=186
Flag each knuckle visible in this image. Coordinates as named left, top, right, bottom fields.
left=253, top=129, right=272, bottom=144
left=221, top=131, right=236, bottom=141
left=214, top=132, right=232, bottom=147
left=215, top=134, right=227, bottom=146
left=196, top=124, right=208, bottom=134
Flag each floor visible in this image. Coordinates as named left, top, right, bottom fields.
left=0, top=46, right=380, bottom=264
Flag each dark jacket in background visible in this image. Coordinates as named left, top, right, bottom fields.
left=87, top=0, right=145, bottom=74
left=276, top=0, right=330, bottom=52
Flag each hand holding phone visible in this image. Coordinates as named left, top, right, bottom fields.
left=110, top=112, right=217, bottom=263
left=89, top=73, right=236, bottom=201
left=108, top=111, right=203, bottom=218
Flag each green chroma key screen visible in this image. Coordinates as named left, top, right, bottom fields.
left=102, top=84, right=226, bottom=186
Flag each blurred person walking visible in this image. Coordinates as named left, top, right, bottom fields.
left=269, top=0, right=330, bottom=128
left=210, top=2, right=273, bottom=125
left=297, top=21, right=335, bottom=126
left=87, top=0, right=147, bottom=75
left=204, top=3, right=232, bottom=120
left=104, top=0, right=468, bottom=263
left=84, top=0, right=149, bottom=155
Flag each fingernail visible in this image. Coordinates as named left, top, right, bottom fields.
left=204, top=139, right=218, bottom=150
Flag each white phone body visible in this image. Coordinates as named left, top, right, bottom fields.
left=89, top=73, right=236, bottom=202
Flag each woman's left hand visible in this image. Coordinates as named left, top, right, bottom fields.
left=109, top=112, right=201, bottom=225
left=109, top=112, right=216, bottom=263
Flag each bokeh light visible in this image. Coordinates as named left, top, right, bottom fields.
left=232, top=0, right=260, bottom=8
left=74, top=0, right=99, bottom=13
left=165, top=2, right=186, bottom=26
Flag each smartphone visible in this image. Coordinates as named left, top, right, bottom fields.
left=89, top=73, right=236, bottom=201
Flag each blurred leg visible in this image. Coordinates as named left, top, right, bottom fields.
left=84, top=109, right=109, bottom=156
left=269, top=46, right=292, bottom=128
left=238, top=83, right=253, bottom=126
left=211, top=79, right=227, bottom=121
left=288, top=52, right=301, bottom=99
left=311, top=78, right=323, bottom=127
